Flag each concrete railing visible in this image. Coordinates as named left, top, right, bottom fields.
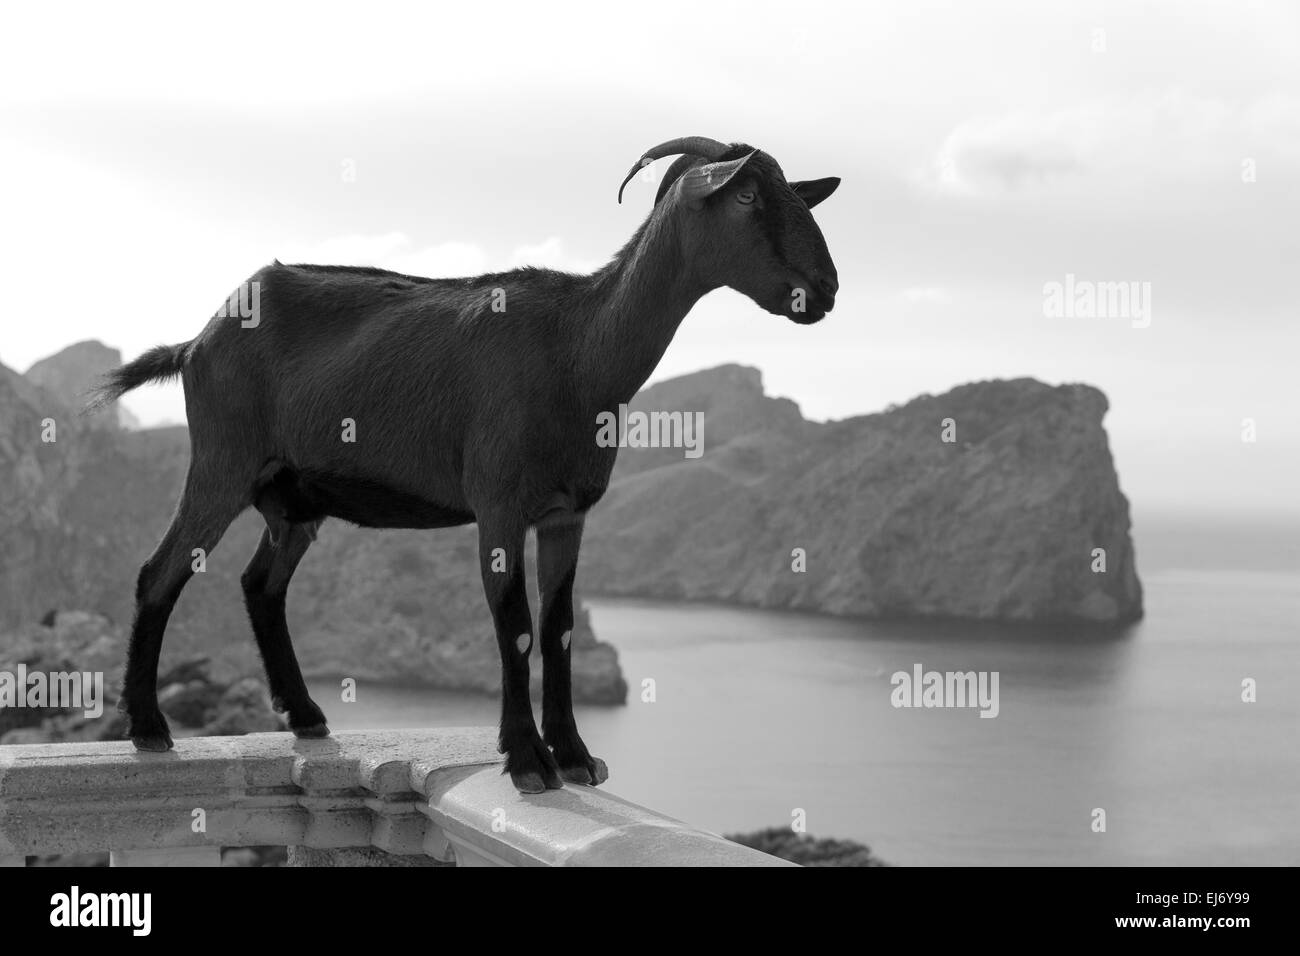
left=0, top=729, right=791, bottom=867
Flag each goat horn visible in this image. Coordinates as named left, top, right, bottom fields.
left=617, top=136, right=732, bottom=204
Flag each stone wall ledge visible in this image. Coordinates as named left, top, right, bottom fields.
left=0, top=729, right=791, bottom=867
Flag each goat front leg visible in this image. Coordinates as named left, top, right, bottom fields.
left=478, top=510, right=562, bottom=793
left=537, top=514, right=608, bottom=785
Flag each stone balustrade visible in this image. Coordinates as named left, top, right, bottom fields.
left=0, top=729, right=792, bottom=867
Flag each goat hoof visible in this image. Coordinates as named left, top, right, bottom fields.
left=126, top=709, right=173, bottom=752
left=281, top=696, right=327, bottom=732
left=509, top=767, right=563, bottom=793
left=511, top=770, right=549, bottom=794
left=131, top=732, right=174, bottom=752
left=559, top=756, right=609, bottom=787
left=557, top=766, right=591, bottom=785
left=505, top=737, right=564, bottom=793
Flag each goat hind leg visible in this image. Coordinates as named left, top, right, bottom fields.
left=241, top=521, right=329, bottom=737
left=122, top=473, right=245, bottom=751
left=537, top=514, right=607, bottom=785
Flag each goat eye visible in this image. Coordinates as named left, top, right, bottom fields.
left=736, top=190, right=756, bottom=205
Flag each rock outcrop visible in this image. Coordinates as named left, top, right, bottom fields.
left=0, top=611, right=282, bottom=746
left=726, top=827, right=887, bottom=866
left=24, top=340, right=140, bottom=429
left=580, top=365, right=1143, bottom=624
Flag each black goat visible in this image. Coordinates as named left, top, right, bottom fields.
left=90, top=136, right=840, bottom=793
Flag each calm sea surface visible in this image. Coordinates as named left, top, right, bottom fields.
left=308, top=513, right=1300, bottom=866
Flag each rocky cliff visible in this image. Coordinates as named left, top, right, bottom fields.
left=0, top=345, right=626, bottom=704
left=0, top=610, right=281, bottom=746
left=1, top=338, right=1141, bottom=696
left=580, top=365, right=1143, bottom=624
left=24, top=340, right=139, bottom=429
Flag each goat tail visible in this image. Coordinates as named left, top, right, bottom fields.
left=84, top=342, right=191, bottom=413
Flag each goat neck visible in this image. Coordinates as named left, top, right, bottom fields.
left=582, top=202, right=710, bottom=410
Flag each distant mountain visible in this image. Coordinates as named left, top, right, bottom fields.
left=0, top=352, right=626, bottom=704
left=24, top=341, right=140, bottom=429
left=580, top=365, right=1143, bottom=624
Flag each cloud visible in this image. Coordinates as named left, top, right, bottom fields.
left=922, top=91, right=1299, bottom=197
left=932, top=118, right=1083, bottom=195
left=508, top=237, right=604, bottom=274
left=392, top=242, right=491, bottom=278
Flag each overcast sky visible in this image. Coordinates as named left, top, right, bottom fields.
left=1, top=0, right=1296, bottom=518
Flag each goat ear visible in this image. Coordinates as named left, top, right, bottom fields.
left=676, top=150, right=757, bottom=204
left=791, top=177, right=841, bottom=209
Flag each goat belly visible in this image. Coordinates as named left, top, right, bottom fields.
left=292, top=469, right=475, bottom=530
